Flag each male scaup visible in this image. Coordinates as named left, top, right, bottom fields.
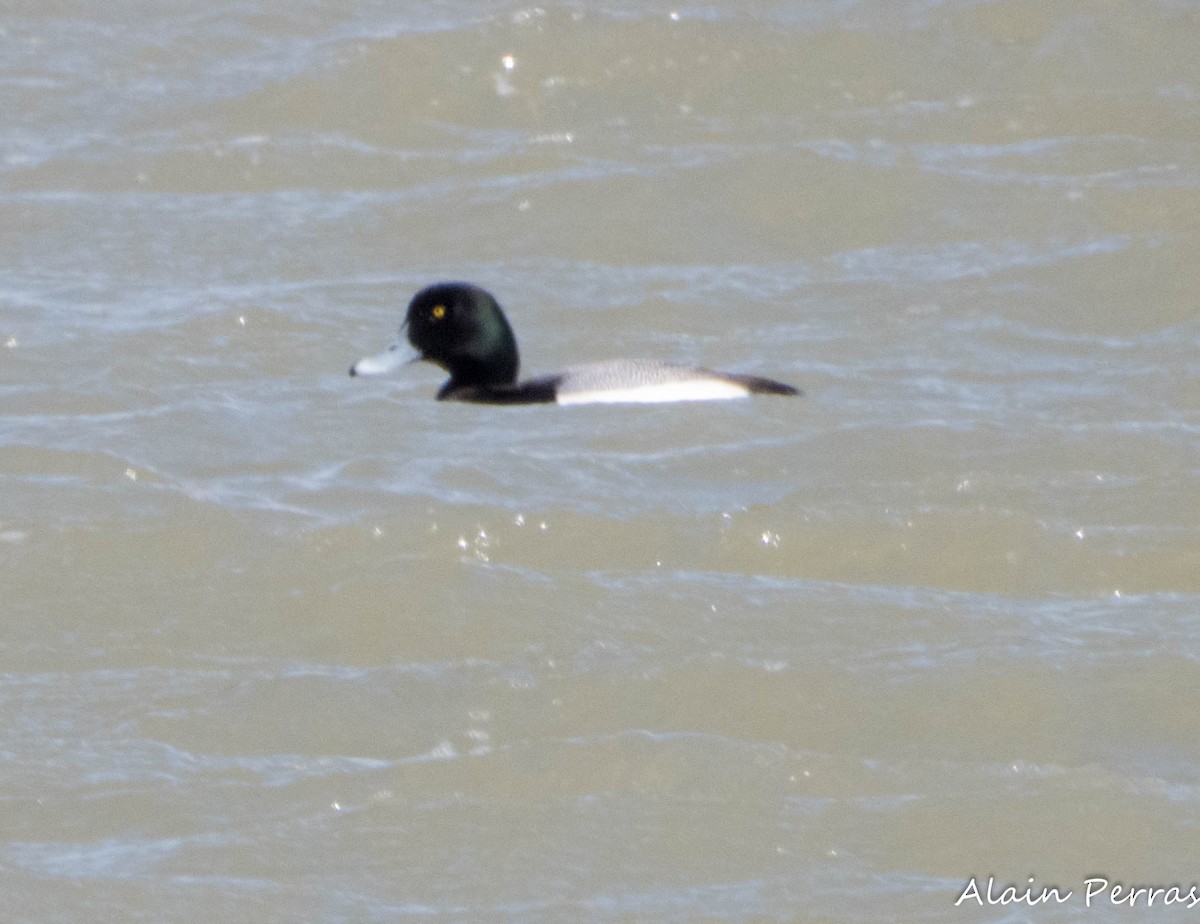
left=349, top=282, right=801, bottom=405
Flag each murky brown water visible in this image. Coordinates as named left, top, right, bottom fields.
left=3, top=2, right=1199, bottom=921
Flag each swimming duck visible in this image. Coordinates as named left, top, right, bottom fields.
left=350, top=282, right=800, bottom=404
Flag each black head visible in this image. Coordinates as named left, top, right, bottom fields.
left=405, top=283, right=520, bottom=395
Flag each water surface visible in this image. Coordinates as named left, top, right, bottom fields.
left=3, top=1, right=1199, bottom=921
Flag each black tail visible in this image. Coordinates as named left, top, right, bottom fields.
left=729, top=373, right=802, bottom=397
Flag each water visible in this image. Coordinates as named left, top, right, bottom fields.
left=3, top=1, right=1199, bottom=921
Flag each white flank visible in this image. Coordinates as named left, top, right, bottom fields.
left=556, top=380, right=749, bottom=405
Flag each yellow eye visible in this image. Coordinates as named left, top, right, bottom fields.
left=431, top=304, right=446, bottom=321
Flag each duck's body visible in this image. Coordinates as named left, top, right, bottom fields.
left=350, top=282, right=800, bottom=405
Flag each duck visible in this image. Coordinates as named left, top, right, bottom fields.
left=349, top=282, right=800, bottom=405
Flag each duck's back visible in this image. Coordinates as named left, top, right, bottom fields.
left=548, top=359, right=798, bottom=405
